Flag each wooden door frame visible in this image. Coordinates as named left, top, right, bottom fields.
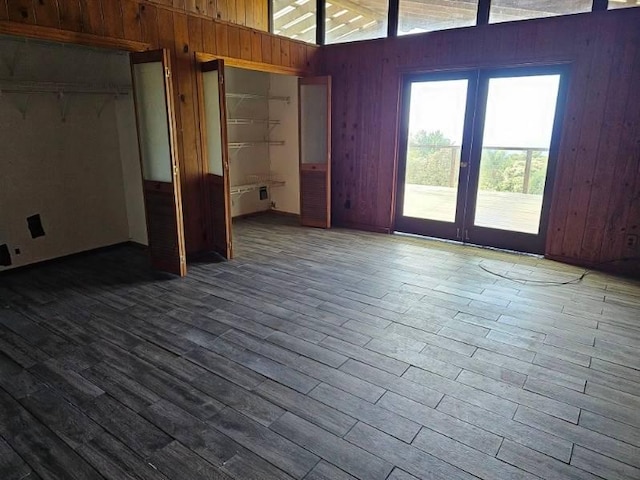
left=195, top=52, right=312, bottom=76
left=195, top=58, right=234, bottom=259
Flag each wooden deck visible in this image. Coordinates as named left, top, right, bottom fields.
left=403, top=185, right=544, bottom=234
left=1, top=215, right=640, bottom=480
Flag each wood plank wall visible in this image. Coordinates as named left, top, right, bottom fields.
left=323, top=9, right=640, bottom=271
left=0, top=0, right=319, bottom=254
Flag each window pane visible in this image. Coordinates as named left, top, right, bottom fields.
left=398, top=0, right=478, bottom=36
left=325, top=0, right=389, bottom=44
left=608, top=0, right=640, bottom=8
left=489, top=0, right=592, bottom=23
left=272, top=0, right=317, bottom=43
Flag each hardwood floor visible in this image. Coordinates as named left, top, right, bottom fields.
left=1, top=214, right=640, bottom=480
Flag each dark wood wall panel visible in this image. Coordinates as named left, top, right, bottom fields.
left=1, top=0, right=320, bottom=254
left=323, top=9, right=640, bottom=270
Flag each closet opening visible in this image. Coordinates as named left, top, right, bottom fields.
left=0, top=34, right=148, bottom=272
left=197, top=57, right=331, bottom=260
left=0, top=34, right=188, bottom=276
left=226, top=67, right=301, bottom=228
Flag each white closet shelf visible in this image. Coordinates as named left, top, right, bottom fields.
left=230, top=180, right=286, bottom=196
left=229, top=141, right=285, bottom=148
left=226, top=92, right=290, bottom=102
left=227, top=118, right=281, bottom=125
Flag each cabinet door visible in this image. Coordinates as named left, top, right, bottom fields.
left=299, top=76, right=331, bottom=228
left=130, top=49, right=187, bottom=276
left=198, top=59, right=233, bottom=259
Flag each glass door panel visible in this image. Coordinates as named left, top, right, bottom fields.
left=473, top=75, right=561, bottom=234
left=402, top=79, right=469, bottom=223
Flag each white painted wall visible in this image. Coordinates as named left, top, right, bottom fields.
left=224, top=67, right=300, bottom=218
left=226, top=66, right=272, bottom=217
left=0, top=36, right=145, bottom=271
left=115, top=96, right=148, bottom=245
left=269, top=73, right=300, bottom=215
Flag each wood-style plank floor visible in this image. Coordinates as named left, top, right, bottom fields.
left=1, top=215, right=640, bottom=480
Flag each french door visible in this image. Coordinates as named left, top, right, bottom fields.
left=395, top=66, right=569, bottom=254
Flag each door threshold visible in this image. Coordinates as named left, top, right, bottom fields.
left=393, top=231, right=543, bottom=258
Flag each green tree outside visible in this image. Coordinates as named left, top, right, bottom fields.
left=405, top=130, right=548, bottom=194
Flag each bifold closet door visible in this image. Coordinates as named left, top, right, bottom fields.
left=198, top=59, right=233, bottom=259
left=130, top=49, right=187, bottom=276
left=299, top=76, right=331, bottom=228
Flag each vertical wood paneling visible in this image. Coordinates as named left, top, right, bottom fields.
left=279, top=39, right=289, bottom=67
left=580, top=26, right=637, bottom=260
left=215, top=20, right=228, bottom=55
left=173, top=12, right=202, bottom=253
left=33, top=0, right=60, bottom=28
left=8, top=0, right=36, bottom=23
left=140, top=2, right=159, bottom=45
left=560, top=24, right=617, bottom=259
left=250, top=29, right=260, bottom=62
left=216, top=0, right=228, bottom=21
left=121, top=0, right=142, bottom=42
left=599, top=44, right=640, bottom=263
left=324, top=9, right=640, bottom=270
left=260, top=32, right=271, bottom=63
left=58, top=0, right=82, bottom=31
left=239, top=27, right=251, bottom=59
left=235, top=0, right=244, bottom=25
left=79, top=0, right=104, bottom=35
left=227, top=23, right=240, bottom=57
left=101, top=0, right=123, bottom=38
left=270, top=35, right=281, bottom=64
left=202, top=17, right=216, bottom=52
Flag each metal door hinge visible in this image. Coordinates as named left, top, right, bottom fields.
left=165, top=67, right=171, bottom=78
left=456, top=228, right=461, bottom=239
left=464, top=230, right=470, bottom=241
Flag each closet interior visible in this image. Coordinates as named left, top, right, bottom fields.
left=224, top=66, right=300, bottom=219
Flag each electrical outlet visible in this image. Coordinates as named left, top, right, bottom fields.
left=626, top=234, right=638, bottom=250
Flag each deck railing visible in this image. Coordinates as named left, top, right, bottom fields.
left=407, top=144, right=550, bottom=194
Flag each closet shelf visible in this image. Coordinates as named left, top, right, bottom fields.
left=226, top=92, right=290, bottom=102
left=227, top=118, right=281, bottom=126
left=229, top=141, right=285, bottom=148
left=231, top=181, right=286, bottom=196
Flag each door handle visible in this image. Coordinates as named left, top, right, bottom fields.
left=460, top=162, right=468, bottom=168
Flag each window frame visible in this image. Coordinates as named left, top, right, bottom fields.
left=269, top=1, right=632, bottom=45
